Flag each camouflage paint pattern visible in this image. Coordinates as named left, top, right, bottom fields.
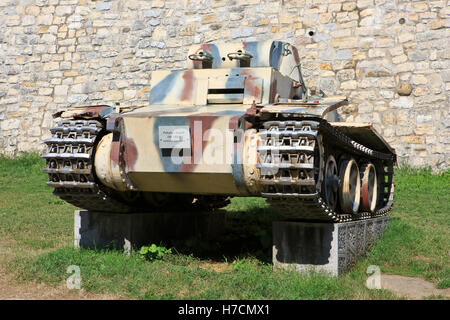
left=60, top=41, right=393, bottom=196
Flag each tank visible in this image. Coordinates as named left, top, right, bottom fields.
left=43, top=41, right=396, bottom=222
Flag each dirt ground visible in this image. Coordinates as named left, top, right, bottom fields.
left=0, top=271, right=124, bottom=300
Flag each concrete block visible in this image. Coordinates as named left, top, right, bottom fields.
left=273, top=216, right=390, bottom=276
left=74, top=210, right=226, bottom=253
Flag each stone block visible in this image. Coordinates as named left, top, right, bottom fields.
left=74, top=210, right=226, bottom=253
left=273, top=216, right=390, bottom=276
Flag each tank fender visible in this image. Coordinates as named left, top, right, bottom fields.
left=243, top=97, right=348, bottom=123
left=52, top=105, right=112, bottom=119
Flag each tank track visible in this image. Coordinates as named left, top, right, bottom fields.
left=43, top=119, right=138, bottom=212
left=257, top=117, right=394, bottom=223
left=43, top=119, right=230, bottom=212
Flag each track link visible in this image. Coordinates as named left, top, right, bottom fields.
left=257, top=117, right=394, bottom=223
left=43, top=119, right=137, bottom=212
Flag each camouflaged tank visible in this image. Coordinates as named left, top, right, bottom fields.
left=43, top=40, right=396, bottom=222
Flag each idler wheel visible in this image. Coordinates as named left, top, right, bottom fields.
left=360, top=162, right=378, bottom=212
left=324, top=155, right=339, bottom=210
left=338, top=158, right=360, bottom=214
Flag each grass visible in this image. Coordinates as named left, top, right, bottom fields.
left=0, top=153, right=73, bottom=253
left=367, top=166, right=449, bottom=287
left=0, top=153, right=448, bottom=299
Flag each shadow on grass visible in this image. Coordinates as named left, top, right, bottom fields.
left=164, top=205, right=281, bottom=264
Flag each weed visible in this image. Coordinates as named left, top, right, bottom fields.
left=139, top=244, right=172, bottom=261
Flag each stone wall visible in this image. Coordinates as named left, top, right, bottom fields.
left=0, top=0, right=448, bottom=169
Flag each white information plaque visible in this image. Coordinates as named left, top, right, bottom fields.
left=158, top=126, right=191, bottom=149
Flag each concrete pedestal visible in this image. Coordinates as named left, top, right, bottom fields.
left=272, top=216, right=390, bottom=276
left=74, top=210, right=225, bottom=253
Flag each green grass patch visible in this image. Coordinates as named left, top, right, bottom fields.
left=14, top=247, right=375, bottom=299
left=1, top=154, right=448, bottom=299
left=366, top=167, right=449, bottom=286
left=0, top=153, right=73, bottom=252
